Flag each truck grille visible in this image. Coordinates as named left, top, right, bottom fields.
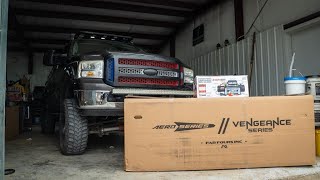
left=118, top=58, right=178, bottom=69
left=106, top=56, right=181, bottom=88
left=118, top=77, right=179, bottom=86
left=106, top=58, right=115, bottom=82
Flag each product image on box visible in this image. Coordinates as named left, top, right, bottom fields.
left=195, top=75, right=249, bottom=98
left=217, top=80, right=246, bottom=96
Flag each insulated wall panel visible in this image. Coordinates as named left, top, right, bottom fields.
left=185, top=26, right=287, bottom=96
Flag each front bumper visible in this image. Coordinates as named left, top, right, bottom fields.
left=111, top=88, right=193, bottom=96
left=76, top=90, right=124, bottom=116
left=75, top=90, right=123, bottom=109
left=75, top=88, right=193, bottom=116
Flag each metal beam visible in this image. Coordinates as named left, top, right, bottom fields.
left=14, top=8, right=180, bottom=28
left=284, top=11, right=320, bottom=30
left=8, top=37, right=161, bottom=50
left=0, top=0, right=9, bottom=178
left=15, top=0, right=191, bottom=17
left=8, top=36, right=68, bottom=45
left=117, top=0, right=199, bottom=10
left=8, top=45, right=160, bottom=54
left=8, top=46, right=64, bottom=52
left=234, top=0, right=244, bottom=41
left=12, top=25, right=168, bottom=40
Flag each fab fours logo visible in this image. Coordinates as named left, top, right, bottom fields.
left=152, top=117, right=292, bottom=133
left=218, top=118, right=230, bottom=134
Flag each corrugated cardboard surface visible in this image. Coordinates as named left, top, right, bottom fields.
left=124, top=96, right=316, bottom=171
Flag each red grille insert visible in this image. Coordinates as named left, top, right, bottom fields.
left=118, top=77, right=179, bottom=86
left=118, top=58, right=178, bottom=69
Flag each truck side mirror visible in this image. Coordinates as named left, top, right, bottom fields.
left=43, top=50, right=68, bottom=66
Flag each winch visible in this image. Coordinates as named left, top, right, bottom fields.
left=306, top=75, right=320, bottom=126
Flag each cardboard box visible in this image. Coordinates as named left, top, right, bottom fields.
left=124, top=96, right=315, bottom=171
left=194, top=75, right=249, bottom=98
left=5, top=106, right=20, bottom=141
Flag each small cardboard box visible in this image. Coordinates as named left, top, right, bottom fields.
left=124, top=96, right=315, bottom=171
left=5, top=106, right=20, bottom=141
left=194, top=75, right=249, bottom=98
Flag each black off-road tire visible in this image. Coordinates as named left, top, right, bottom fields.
left=59, top=99, right=88, bottom=155
left=41, top=108, right=56, bottom=134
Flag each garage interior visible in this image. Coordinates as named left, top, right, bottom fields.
left=2, top=0, right=320, bottom=179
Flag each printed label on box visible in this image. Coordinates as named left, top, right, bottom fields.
left=194, top=75, right=249, bottom=98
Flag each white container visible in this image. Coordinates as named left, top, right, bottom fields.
left=284, top=77, right=306, bottom=95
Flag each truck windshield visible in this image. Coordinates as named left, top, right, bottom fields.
left=71, top=39, right=143, bottom=55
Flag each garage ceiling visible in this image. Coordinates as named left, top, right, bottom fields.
left=8, top=0, right=221, bottom=53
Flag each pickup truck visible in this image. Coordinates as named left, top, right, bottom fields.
left=41, top=32, right=194, bottom=155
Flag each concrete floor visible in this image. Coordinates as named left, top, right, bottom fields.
left=5, top=126, right=320, bottom=180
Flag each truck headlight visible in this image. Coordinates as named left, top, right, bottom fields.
left=78, top=60, right=104, bottom=78
left=183, top=67, right=194, bottom=84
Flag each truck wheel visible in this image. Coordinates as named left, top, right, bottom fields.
left=217, top=85, right=225, bottom=92
left=41, top=108, right=55, bottom=134
left=240, top=85, right=245, bottom=92
left=59, top=99, right=88, bottom=155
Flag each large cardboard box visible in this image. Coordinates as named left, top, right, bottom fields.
left=194, top=75, right=249, bottom=98
left=124, top=96, right=315, bottom=171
